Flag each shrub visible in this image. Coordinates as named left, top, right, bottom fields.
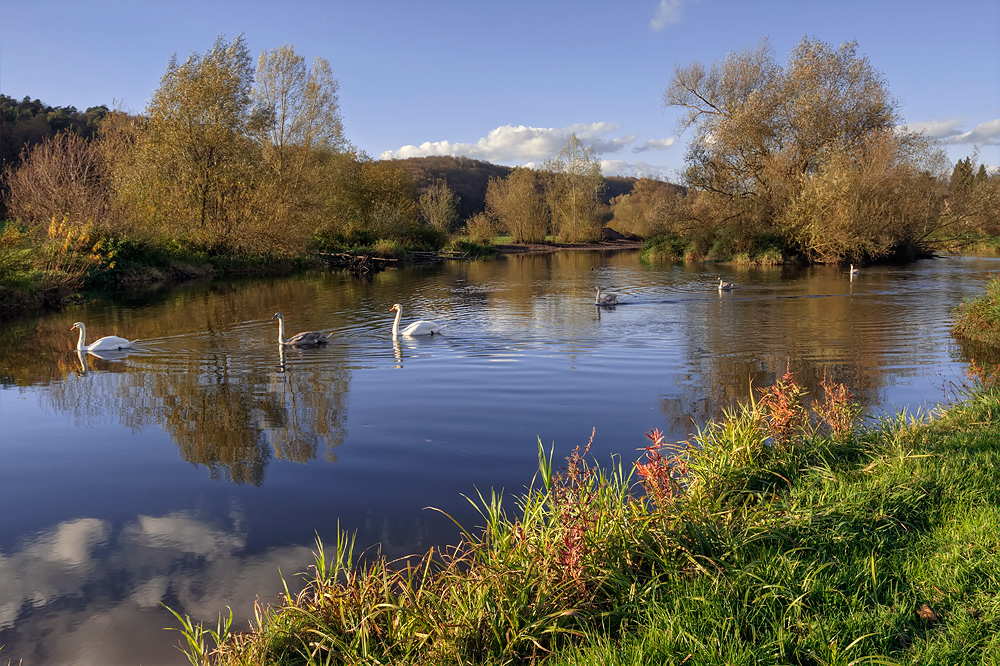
left=952, top=276, right=1000, bottom=345
left=640, top=233, right=687, bottom=262
left=464, top=212, right=500, bottom=244
left=372, top=238, right=405, bottom=259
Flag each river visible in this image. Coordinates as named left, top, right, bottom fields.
left=0, top=251, right=994, bottom=664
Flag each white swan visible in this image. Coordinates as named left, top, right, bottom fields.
left=390, top=303, right=444, bottom=336
left=71, top=322, right=136, bottom=351
left=594, top=286, right=619, bottom=305
left=718, top=278, right=735, bottom=292
left=272, top=312, right=330, bottom=346
left=849, top=264, right=859, bottom=275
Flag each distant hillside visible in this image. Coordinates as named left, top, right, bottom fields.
left=391, top=155, right=685, bottom=221
left=391, top=155, right=513, bottom=221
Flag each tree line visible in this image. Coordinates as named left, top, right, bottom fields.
left=1, top=34, right=998, bottom=314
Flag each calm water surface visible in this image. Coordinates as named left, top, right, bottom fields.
left=1, top=251, right=995, bottom=664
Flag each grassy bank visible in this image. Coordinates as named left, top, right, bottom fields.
left=639, top=233, right=789, bottom=265
left=952, top=275, right=1000, bottom=346
left=0, top=218, right=500, bottom=317
left=0, top=220, right=321, bottom=316
left=170, top=369, right=1000, bottom=665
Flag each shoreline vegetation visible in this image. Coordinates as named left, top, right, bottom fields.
left=170, top=368, right=1000, bottom=666
left=0, top=229, right=645, bottom=318
left=952, top=275, right=1000, bottom=347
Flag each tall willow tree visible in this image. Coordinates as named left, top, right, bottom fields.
left=485, top=167, right=548, bottom=243
left=253, top=45, right=347, bottom=243
left=544, top=134, right=604, bottom=243
left=254, top=45, right=346, bottom=176
left=664, top=37, right=943, bottom=261
left=418, top=180, right=459, bottom=233
left=126, top=35, right=271, bottom=254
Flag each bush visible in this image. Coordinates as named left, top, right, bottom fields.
left=447, top=237, right=496, bottom=258
left=640, top=233, right=687, bottom=262
left=372, top=238, right=405, bottom=259
left=953, top=276, right=1000, bottom=345
left=464, top=212, right=500, bottom=244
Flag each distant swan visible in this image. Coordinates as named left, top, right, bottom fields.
left=390, top=303, right=444, bottom=336
left=272, top=312, right=330, bottom=346
left=718, top=278, right=736, bottom=292
left=594, top=286, right=619, bottom=305
left=849, top=264, right=859, bottom=275
left=71, top=322, right=136, bottom=351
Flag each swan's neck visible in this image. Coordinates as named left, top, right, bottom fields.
left=392, top=308, right=401, bottom=337
left=76, top=325, right=87, bottom=350
left=276, top=317, right=286, bottom=344
left=594, top=288, right=601, bottom=304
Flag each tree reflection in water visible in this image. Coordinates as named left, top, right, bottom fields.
left=45, top=347, right=350, bottom=484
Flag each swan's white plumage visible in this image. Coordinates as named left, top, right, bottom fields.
left=71, top=322, right=135, bottom=351
left=718, top=278, right=735, bottom=292
left=390, top=303, right=443, bottom=336
left=272, top=312, right=330, bottom=346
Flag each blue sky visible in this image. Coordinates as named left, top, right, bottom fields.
left=1, top=0, right=997, bottom=181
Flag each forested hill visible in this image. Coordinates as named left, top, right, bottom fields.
left=1, top=94, right=108, bottom=171
left=391, top=155, right=682, bottom=221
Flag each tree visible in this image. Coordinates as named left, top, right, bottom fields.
left=609, top=178, right=684, bottom=238
left=666, top=38, right=900, bottom=195
left=543, top=134, right=604, bottom=243
left=485, top=167, right=548, bottom=243
left=780, top=131, right=946, bottom=262
left=254, top=45, right=346, bottom=176
left=138, top=34, right=268, bottom=252
left=942, top=154, right=1000, bottom=240
left=312, top=151, right=419, bottom=247
left=418, top=179, right=459, bottom=233
left=664, top=37, right=940, bottom=261
left=951, top=157, right=974, bottom=194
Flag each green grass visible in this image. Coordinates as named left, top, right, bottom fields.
left=952, top=275, right=1000, bottom=346
left=170, top=372, right=1000, bottom=666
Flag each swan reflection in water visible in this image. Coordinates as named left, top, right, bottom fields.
left=75, top=348, right=132, bottom=375
left=393, top=337, right=403, bottom=368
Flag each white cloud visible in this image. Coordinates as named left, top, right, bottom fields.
left=381, top=122, right=641, bottom=164
left=905, top=118, right=966, bottom=139
left=381, top=123, right=683, bottom=180
left=650, top=0, right=695, bottom=31
left=905, top=118, right=1000, bottom=145
left=600, top=160, right=673, bottom=180
left=635, top=137, right=677, bottom=152
left=953, top=119, right=1000, bottom=146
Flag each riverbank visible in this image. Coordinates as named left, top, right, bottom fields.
left=494, top=238, right=643, bottom=254
left=0, top=235, right=643, bottom=319
left=173, top=369, right=1000, bottom=665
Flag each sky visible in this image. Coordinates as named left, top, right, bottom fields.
left=1, top=0, right=998, bottom=181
